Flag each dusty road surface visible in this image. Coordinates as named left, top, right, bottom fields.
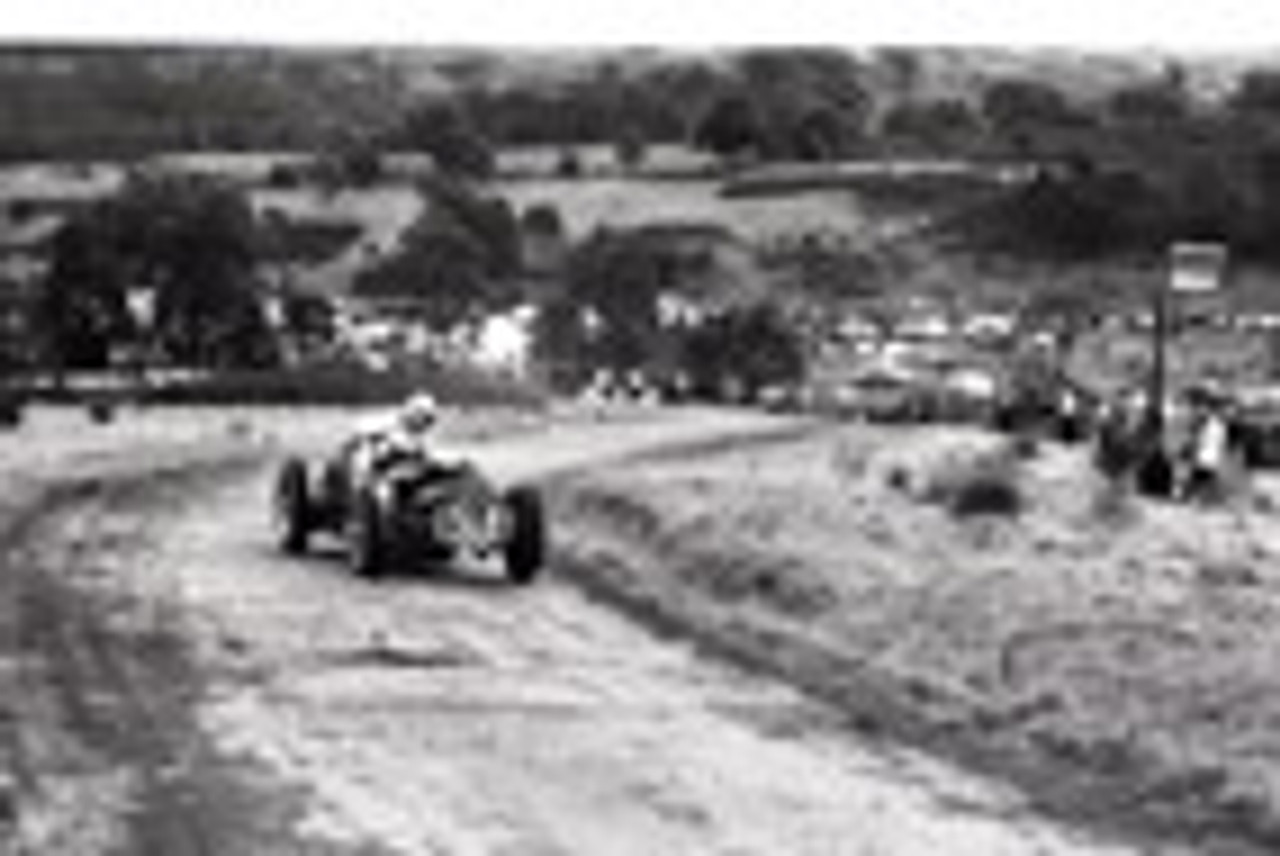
left=1, top=405, right=1179, bottom=855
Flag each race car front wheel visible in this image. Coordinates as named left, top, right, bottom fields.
left=503, top=487, right=546, bottom=585
left=349, top=492, right=389, bottom=579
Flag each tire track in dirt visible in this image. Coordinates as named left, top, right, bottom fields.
left=0, top=407, right=1191, bottom=855
left=132, top=414, right=1166, bottom=856
left=1, top=457, right=396, bottom=856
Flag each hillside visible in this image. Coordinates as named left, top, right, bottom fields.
left=0, top=44, right=1273, bottom=161
left=0, top=46, right=411, bottom=159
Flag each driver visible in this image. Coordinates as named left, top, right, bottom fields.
left=349, top=392, right=442, bottom=487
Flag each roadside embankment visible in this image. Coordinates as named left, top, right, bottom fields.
left=0, top=407, right=278, bottom=856
left=551, top=422, right=1280, bottom=855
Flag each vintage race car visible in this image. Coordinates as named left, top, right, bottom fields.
left=272, top=445, right=546, bottom=584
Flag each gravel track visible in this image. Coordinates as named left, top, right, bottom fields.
left=0, top=406, right=1168, bottom=854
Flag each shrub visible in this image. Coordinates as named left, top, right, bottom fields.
left=885, top=464, right=912, bottom=493
left=921, top=443, right=1025, bottom=517
left=86, top=399, right=116, bottom=424
left=556, top=148, right=584, bottom=178
left=949, top=467, right=1024, bottom=516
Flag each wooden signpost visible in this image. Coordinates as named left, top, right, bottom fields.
left=1140, top=242, right=1228, bottom=494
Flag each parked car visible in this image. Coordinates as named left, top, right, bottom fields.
left=926, top=367, right=998, bottom=423
left=1231, top=385, right=1280, bottom=468
left=826, top=368, right=928, bottom=422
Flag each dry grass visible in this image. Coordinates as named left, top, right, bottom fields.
left=494, top=177, right=876, bottom=243
left=555, top=421, right=1280, bottom=853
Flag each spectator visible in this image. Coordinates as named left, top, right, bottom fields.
left=1182, top=398, right=1229, bottom=503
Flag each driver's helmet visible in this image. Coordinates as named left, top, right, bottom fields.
left=397, top=392, right=439, bottom=435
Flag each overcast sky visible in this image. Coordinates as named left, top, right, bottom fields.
left=1, top=0, right=1279, bottom=51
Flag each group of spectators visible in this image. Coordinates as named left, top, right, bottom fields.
left=1092, top=385, right=1235, bottom=503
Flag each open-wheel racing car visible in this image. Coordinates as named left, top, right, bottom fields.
left=272, top=444, right=547, bottom=584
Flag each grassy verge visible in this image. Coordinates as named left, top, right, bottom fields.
left=24, top=363, right=546, bottom=409
left=550, top=423, right=1280, bottom=855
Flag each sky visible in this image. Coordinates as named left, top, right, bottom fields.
left=1, top=0, right=1280, bottom=51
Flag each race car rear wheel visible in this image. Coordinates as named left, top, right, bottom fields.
left=274, top=458, right=312, bottom=555
left=503, top=487, right=546, bottom=585
left=349, top=491, right=388, bottom=579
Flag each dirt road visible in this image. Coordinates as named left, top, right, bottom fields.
left=2, top=406, right=1177, bottom=854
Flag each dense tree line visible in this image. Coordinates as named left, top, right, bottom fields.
left=0, top=47, right=404, bottom=161
left=3, top=46, right=1279, bottom=180
left=37, top=172, right=276, bottom=369
left=968, top=89, right=1280, bottom=263
left=0, top=48, right=872, bottom=164
left=19, top=47, right=1280, bottom=272
left=458, top=50, right=873, bottom=163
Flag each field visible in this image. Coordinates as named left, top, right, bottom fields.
left=554, top=423, right=1280, bottom=853
left=495, top=176, right=879, bottom=245
left=494, top=142, right=717, bottom=179
left=249, top=184, right=424, bottom=295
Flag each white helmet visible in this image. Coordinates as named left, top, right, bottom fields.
left=398, top=392, right=439, bottom=434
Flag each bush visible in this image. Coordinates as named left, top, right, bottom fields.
left=921, top=443, right=1025, bottom=517
left=556, top=148, right=584, bottom=178
left=86, top=399, right=117, bottom=424
left=266, top=162, right=306, bottom=189
left=885, top=464, right=912, bottom=493
left=949, top=468, right=1024, bottom=516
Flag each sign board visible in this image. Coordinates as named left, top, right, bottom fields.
left=1170, top=241, right=1228, bottom=294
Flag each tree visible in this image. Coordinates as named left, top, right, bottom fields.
left=128, top=176, right=269, bottom=366
left=354, top=177, right=521, bottom=330
left=356, top=226, right=495, bottom=330
left=877, top=48, right=923, bottom=102
left=680, top=304, right=806, bottom=401
left=556, top=147, right=584, bottom=178
left=694, top=93, right=763, bottom=160
left=520, top=203, right=565, bottom=240
left=1229, top=70, right=1280, bottom=119
left=1108, top=81, right=1188, bottom=126
left=981, top=79, right=1085, bottom=152
left=38, top=210, right=133, bottom=369
left=729, top=49, right=872, bottom=161
left=519, top=203, right=568, bottom=281
left=399, top=99, right=495, bottom=180
left=881, top=98, right=980, bottom=152
left=279, top=291, right=337, bottom=357
left=563, top=229, right=667, bottom=373
left=1247, top=144, right=1280, bottom=257
left=423, top=175, right=520, bottom=278
left=978, top=157, right=1168, bottom=259
left=329, top=133, right=385, bottom=188
left=1171, top=156, right=1244, bottom=245
left=792, top=108, right=845, bottom=161
left=614, top=122, right=648, bottom=172
left=38, top=172, right=274, bottom=369
left=531, top=297, right=593, bottom=390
